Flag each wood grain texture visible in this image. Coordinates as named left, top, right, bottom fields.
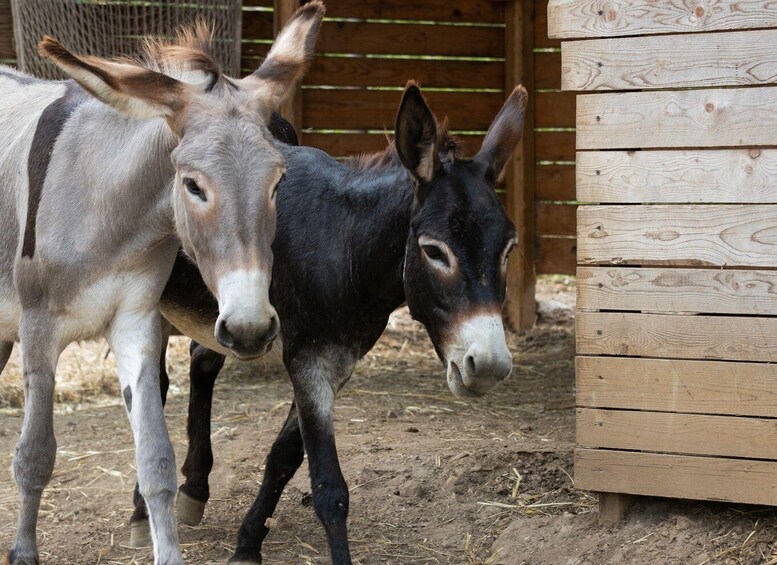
left=536, top=91, right=575, bottom=128
left=298, top=56, right=505, bottom=89
left=577, top=149, right=777, bottom=204
left=537, top=203, right=576, bottom=236
left=577, top=267, right=777, bottom=315
left=575, top=449, right=777, bottom=506
left=577, top=205, right=777, bottom=267
left=314, top=20, right=504, bottom=57
left=577, top=312, right=777, bottom=362
left=598, top=493, right=633, bottom=525
left=291, top=0, right=505, bottom=23
left=303, top=89, right=502, bottom=130
left=538, top=237, right=576, bottom=274
left=242, top=9, right=275, bottom=40
left=578, top=408, right=777, bottom=460
left=535, top=0, right=559, bottom=48
left=576, top=356, right=777, bottom=417
left=536, top=164, right=575, bottom=201
left=577, top=87, right=777, bottom=150
left=562, top=30, right=777, bottom=91
left=548, top=0, right=777, bottom=39
left=536, top=131, right=575, bottom=162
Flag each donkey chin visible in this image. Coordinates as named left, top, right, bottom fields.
left=443, top=312, right=513, bottom=398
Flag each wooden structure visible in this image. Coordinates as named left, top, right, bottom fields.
left=548, top=0, right=777, bottom=521
left=0, top=0, right=578, bottom=331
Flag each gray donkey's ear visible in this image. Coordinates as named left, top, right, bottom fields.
left=39, top=36, right=192, bottom=122
left=244, top=1, right=325, bottom=111
left=475, top=85, right=528, bottom=179
left=395, top=82, right=440, bottom=183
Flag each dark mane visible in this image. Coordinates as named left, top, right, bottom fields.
left=343, top=119, right=462, bottom=172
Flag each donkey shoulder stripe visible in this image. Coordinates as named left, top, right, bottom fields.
left=22, top=82, right=86, bottom=259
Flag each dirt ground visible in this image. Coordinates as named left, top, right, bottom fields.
left=1, top=277, right=777, bottom=564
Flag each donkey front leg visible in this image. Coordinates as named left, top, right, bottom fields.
left=6, top=318, right=59, bottom=565
left=107, top=310, right=182, bottom=565
left=230, top=403, right=304, bottom=564
left=292, top=352, right=355, bottom=565
left=177, top=342, right=226, bottom=526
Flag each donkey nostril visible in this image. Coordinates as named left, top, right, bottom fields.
left=266, top=315, right=279, bottom=340
left=465, top=353, right=476, bottom=376
left=215, top=318, right=235, bottom=349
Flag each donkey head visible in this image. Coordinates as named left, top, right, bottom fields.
left=396, top=83, right=527, bottom=398
left=40, top=2, right=325, bottom=358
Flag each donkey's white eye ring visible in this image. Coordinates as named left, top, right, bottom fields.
left=183, top=177, right=206, bottom=202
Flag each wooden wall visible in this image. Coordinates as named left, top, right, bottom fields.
left=548, top=0, right=777, bottom=517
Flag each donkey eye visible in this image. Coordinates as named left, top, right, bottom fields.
left=183, top=177, right=206, bottom=202
left=423, top=244, right=449, bottom=266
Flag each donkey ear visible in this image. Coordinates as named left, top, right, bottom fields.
left=39, top=36, right=191, bottom=122
left=475, top=85, right=528, bottom=179
left=395, top=82, right=440, bottom=183
left=245, top=1, right=325, bottom=110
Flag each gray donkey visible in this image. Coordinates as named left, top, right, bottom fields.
left=0, top=3, right=324, bottom=564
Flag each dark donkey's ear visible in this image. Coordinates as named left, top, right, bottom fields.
left=475, top=85, right=528, bottom=180
left=395, top=82, right=440, bottom=183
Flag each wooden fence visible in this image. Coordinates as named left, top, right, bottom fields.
left=0, top=0, right=578, bottom=331
left=549, top=0, right=777, bottom=520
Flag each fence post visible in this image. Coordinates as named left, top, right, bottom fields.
left=504, top=0, right=537, bottom=331
left=273, top=0, right=303, bottom=134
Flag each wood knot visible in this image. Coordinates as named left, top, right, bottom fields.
left=704, top=102, right=715, bottom=113
left=607, top=9, right=617, bottom=21
left=694, top=5, right=705, bottom=18
left=749, top=148, right=762, bottom=159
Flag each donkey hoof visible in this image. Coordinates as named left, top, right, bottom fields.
left=129, top=519, right=152, bottom=548
left=4, top=548, right=39, bottom=565
left=176, top=490, right=206, bottom=526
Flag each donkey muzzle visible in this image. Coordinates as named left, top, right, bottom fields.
left=444, top=313, right=512, bottom=398
left=215, top=270, right=279, bottom=359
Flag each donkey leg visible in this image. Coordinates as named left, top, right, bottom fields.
left=0, top=340, right=13, bottom=374
left=129, top=327, right=172, bottom=549
left=177, top=342, right=225, bottom=526
left=108, top=310, right=182, bottom=565
left=291, top=353, right=354, bottom=565
left=230, top=403, right=304, bottom=564
left=7, top=318, right=59, bottom=565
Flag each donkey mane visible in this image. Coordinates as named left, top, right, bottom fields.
left=131, top=20, right=223, bottom=87
left=344, top=118, right=461, bottom=173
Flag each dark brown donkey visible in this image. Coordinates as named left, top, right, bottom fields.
left=136, top=83, right=527, bottom=564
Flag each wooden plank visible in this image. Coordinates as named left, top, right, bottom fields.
left=577, top=149, right=777, bottom=204
left=575, top=449, right=777, bottom=506
left=302, top=132, right=485, bottom=158
left=242, top=9, right=275, bottom=40
left=536, top=203, right=576, bottom=236
left=504, top=0, right=536, bottom=331
left=535, top=51, right=561, bottom=90
left=535, top=131, right=575, bottom=162
left=289, top=0, right=505, bottom=23
left=577, top=267, right=777, bottom=315
left=578, top=408, right=777, bottom=460
left=577, top=88, right=777, bottom=150
left=536, top=164, right=575, bottom=201
left=548, top=0, right=777, bottom=40
left=289, top=56, right=504, bottom=89
left=576, top=356, right=777, bottom=418
left=534, top=0, right=559, bottom=48
left=578, top=205, right=777, bottom=267
left=244, top=0, right=273, bottom=6
left=303, top=89, right=502, bottom=133
left=563, top=30, right=777, bottom=91
left=576, top=312, right=777, bottom=362
left=0, top=0, right=13, bottom=60
left=535, top=91, right=575, bottom=128
left=537, top=237, right=576, bottom=274
left=314, top=20, right=504, bottom=57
